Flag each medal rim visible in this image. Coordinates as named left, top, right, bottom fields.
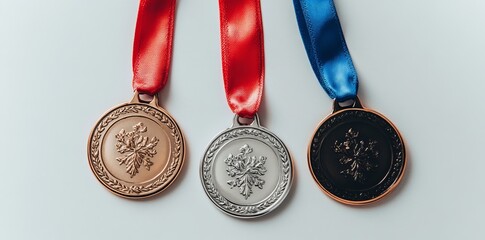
left=200, top=123, right=293, bottom=218
left=307, top=106, right=407, bottom=206
left=87, top=99, right=186, bottom=199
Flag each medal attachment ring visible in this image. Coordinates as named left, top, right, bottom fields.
left=308, top=98, right=406, bottom=205
left=88, top=92, right=185, bottom=199
left=201, top=115, right=293, bottom=218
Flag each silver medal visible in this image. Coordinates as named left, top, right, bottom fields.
left=200, top=115, right=293, bottom=218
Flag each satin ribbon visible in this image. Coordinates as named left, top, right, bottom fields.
left=132, top=0, right=176, bottom=95
left=219, top=0, right=264, bottom=118
left=293, top=0, right=358, bottom=101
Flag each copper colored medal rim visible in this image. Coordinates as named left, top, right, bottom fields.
left=87, top=93, right=185, bottom=199
left=307, top=105, right=407, bottom=206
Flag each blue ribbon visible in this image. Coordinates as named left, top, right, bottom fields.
left=293, top=0, right=358, bottom=101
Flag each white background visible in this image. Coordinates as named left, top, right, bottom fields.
left=1, top=0, right=484, bottom=239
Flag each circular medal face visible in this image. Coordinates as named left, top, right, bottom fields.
left=88, top=99, right=185, bottom=199
left=200, top=117, right=293, bottom=218
left=309, top=106, right=406, bottom=205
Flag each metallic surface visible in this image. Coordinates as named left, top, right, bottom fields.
left=308, top=98, right=406, bottom=205
left=88, top=92, right=185, bottom=199
left=200, top=115, right=293, bottom=218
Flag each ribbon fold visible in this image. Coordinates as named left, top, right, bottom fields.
left=294, top=0, right=358, bottom=101
left=132, top=0, right=176, bottom=95
left=219, top=0, right=265, bottom=118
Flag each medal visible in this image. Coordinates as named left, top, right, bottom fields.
left=87, top=0, right=185, bottom=199
left=294, top=0, right=406, bottom=205
left=200, top=0, right=293, bottom=218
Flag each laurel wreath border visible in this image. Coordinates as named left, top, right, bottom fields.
left=201, top=128, right=292, bottom=216
left=89, top=104, right=183, bottom=196
left=310, top=110, right=405, bottom=201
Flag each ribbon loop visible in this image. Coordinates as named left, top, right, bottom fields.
left=293, top=0, right=358, bottom=101
left=132, top=0, right=176, bottom=95
left=219, top=0, right=264, bottom=118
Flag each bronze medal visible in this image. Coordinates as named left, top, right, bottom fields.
left=308, top=98, right=406, bottom=205
left=87, top=1, right=185, bottom=198
left=88, top=93, right=185, bottom=198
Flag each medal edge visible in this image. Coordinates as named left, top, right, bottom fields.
left=199, top=125, right=293, bottom=218
left=87, top=101, right=186, bottom=199
left=307, top=107, right=407, bottom=205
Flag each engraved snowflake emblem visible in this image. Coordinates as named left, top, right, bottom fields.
left=334, top=128, right=379, bottom=182
left=115, top=122, right=159, bottom=178
left=225, top=144, right=267, bottom=199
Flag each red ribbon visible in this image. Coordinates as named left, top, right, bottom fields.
left=132, top=0, right=176, bottom=95
left=219, top=0, right=265, bottom=119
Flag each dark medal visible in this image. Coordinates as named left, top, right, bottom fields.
left=308, top=98, right=406, bottom=205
